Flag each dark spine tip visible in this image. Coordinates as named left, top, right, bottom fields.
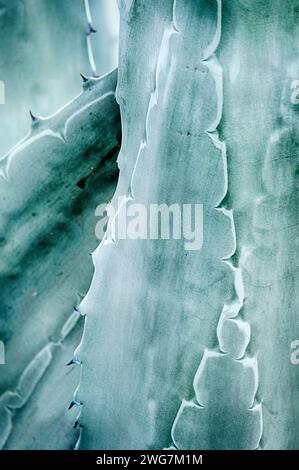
left=29, top=110, right=38, bottom=122
left=73, top=305, right=86, bottom=317
left=66, top=355, right=81, bottom=366
left=88, top=23, right=97, bottom=34
left=73, top=420, right=79, bottom=429
left=69, top=400, right=80, bottom=410
left=80, top=73, right=89, bottom=83
left=68, top=398, right=82, bottom=410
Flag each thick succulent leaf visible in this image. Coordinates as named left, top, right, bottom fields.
left=0, top=70, right=120, bottom=448
left=218, top=0, right=299, bottom=449
left=75, top=0, right=298, bottom=451
left=76, top=0, right=239, bottom=450
left=2, top=319, right=82, bottom=450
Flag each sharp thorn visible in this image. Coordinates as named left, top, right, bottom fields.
left=80, top=73, right=89, bottom=83
left=66, top=355, right=81, bottom=366
left=73, top=305, right=86, bottom=317
left=88, top=23, right=97, bottom=34
left=29, top=110, right=38, bottom=122
left=68, top=399, right=81, bottom=410
left=73, top=420, right=79, bottom=429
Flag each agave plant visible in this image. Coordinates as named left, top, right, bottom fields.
left=0, top=0, right=298, bottom=451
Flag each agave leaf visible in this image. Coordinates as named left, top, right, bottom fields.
left=75, top=0, right=239, bottom=450
left=218, top=0, right=299, bottom=449
left=2, top=314, right=82, bottom=449
left=75, top=0, right=298, bottom=450
left=0, top=70, right=120, bottom=448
